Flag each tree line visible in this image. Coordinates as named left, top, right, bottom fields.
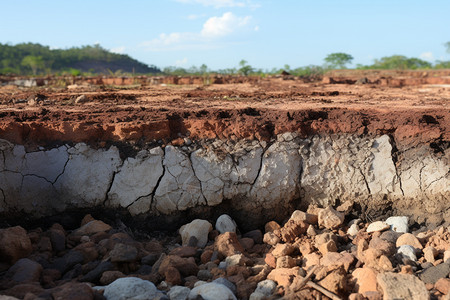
left=0, top=43, right=160, bottom=75
left=1, top=42, right=449, bottom=77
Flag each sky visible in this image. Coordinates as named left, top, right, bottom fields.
left=1, top=0, right=449, bottom=70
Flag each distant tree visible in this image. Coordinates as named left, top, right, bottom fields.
left=324, top=52, right=354, bottom=69
left=445, top=41, right=450, bottom=53
left=371, top=55, right=431, bottom=69
left=238, top=59, right=253, bottom=76
left=199, top=64, right=208, bottom=75
left=21, top=55, right=44, bottom=75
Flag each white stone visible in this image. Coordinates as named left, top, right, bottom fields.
left=254, top=279, right=277, bottom=296
left=179, top=219, right=212, bottom=248
left=249, top=292, right=266, bottom=300
left=188, top=282, right=237, bottom=300
left=54, top=143, right=122, bottom=207
left=154, top=146, right=205, bottom=214
left=366, top=221, right=390, bottom=233
left=225, top=254, right=244, bottom=267
left=216, top=214, right=237, bottom=234
left=168, top=285, right=191, bottom=300
left=385, top=216, right=409, bottom=233
left=103, top=277, right=157, bottom=300
left=347, top=223, right=359, bottom=236
left=251, top=140, right=302, bottom=209
left=107, top=148, right=163, bottom=214
left=397, top=245, right=417, bottom=261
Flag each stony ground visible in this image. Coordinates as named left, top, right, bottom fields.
left=0, top=203, right=449, bottom=300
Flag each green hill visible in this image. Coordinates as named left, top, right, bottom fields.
left=0, top=43, right=161, bottom=75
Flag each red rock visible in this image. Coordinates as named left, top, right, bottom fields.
left=351, top=267, right=378, bottom=294
left=369, top=237, right=396, bottom=256
left=200, top=249, right=214, bottom=264
left=396, top=233, right=423, bottom=249
left=51, top=282, right=94, bottom=300
left=0, top=283, right=44, bottom=299
left=226, top=265, right=251, bottom=278
left=318, top=206, right=345, bottom=229
left=165, top=266, right=182, bottom=285
left=276, top=256, right=296, bottom=268
left=348, top=293, right=366, bottom=300
left=318, top=240, right=338, bottom=255
left=100, top=271, right=125, bottom=285
left=318, top=265, right=348, bottom=295
left=158, top=255, right=199, bottom=277
left=288, top=210, right=318, bottom=225
left=265, top=221, right=281, bottom=233
left=321, top=252, right=355, bottom=272
left=279, top=220, right=308, bottom=243
left=264, top=252, right=277, bottom=269
left=169, top=246, right=197, bottom=257
left=435, top=278, right=450, bottom=295
left=75, top=242, right=99, bottom=263
left=267, top=267, right=299, bottom=287
left=298, top=241, right=313, bottom=255
left=74, top=220, right=112, bottom=236
left=263, top=232, right=280, bottom=246
left=272, top=243, right=295, bottom=257
left=239, top=237, right=254, bottom=251
left=214, top=232, right=244, bottom=258
left=81, top=214, right=95, bottom=226
left=0, top=226, right=32, bottom=265
left=302, top=253, right=321, bottom=269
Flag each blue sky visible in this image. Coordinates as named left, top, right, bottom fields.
left=1, top=0, right=449, bottom=70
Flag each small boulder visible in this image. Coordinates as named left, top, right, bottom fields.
left=288, top=210, right=318, bottom=225
left=103, top=277, right=157, bottom=300
left=180, top=219, right=212, bottom=248
left=168, top=285, right=191, bottom=300
left=396, top=233, right=423, bottom=249
left=419, top=262, right=450, bottom=284
left=0, top=226, right=32, bottom=265
left=110, top=243, right=138, bottom=263
left=7, top=258, right=42, bottom=283
left=385, top=216, right=409, bottom=233
left=435, top=278, right=450, bottom=295
left=214, top=232, right=244, bottom=258
left=318, top=206, right=345, bottom=229
left=216, top=214, right=237, bottom=234
left=377, top=272, right=429, bottom=300
left=397, top=245, right=417, bottom=261
left=188, top=282, right=237, bottom=300
left=351, top=268, right=378, bottom=294
left=73, top=220, right=111, bottom=236
left=366, top=221, right=390, bottom=233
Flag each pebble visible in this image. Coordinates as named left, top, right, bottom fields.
left=103, top=277, right=157, bottom=300
left=385, top=216, right=409, bottom=233
left=188, top=282, right=237, bottom=300
left=377, top=272, right=429, bottom=300
left=366, top=221, right=390, bottom=233
left=396, top=233, right=423, bottom=249
left=168, top=285, right=191, bottom=300
left=347, top=223, right=359, bottom=236
left=318, top=206, right=345, bottom=229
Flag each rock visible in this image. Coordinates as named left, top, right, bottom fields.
left=351, top=268, right=378, bottom=294
left=0, top=283, right=44, bottom=299
left=444, top=250, right=450, bottom=263
left=103, top=277, right=157, bottom=300
left=188, top=282, right=237, bottom=300
left=197, top=269, right=212, bottom=281
left=159, top=255, right=199, bottom=277
left=347, top=224, right=359, bottom=236
left=180, top=219, right=212, bottom=248
left=419, top=263, right=450, bottom=284
left=377, top=272, right=429, bottom=300
left=100, top=270, right=125, bottom=285
left=75, top=95, right=89, bottom=103
left=165, top=266, right=182, bottom=285
left=378, top=255, right=394, bottom=271
left=254, top=279, right=277, bottom=296
left=110, top=243, right=138, bottom=263
left=279, top=220, right=308, bottom=243
left=264, top=253, right=276, bottom=269
left=0, top=226, right=32, bottom=264
left=276, top=256, right=296, bottom=268
left=52, top=282, right=95, bottom=300
left=73, top=220, right=112, bottom=236
left=397, top=245, right=417, bottom=261
left=385, top=216, right=409, bottom=233
left=321, top=252, right=355, bottom=271
left=249, top=292, right=265, bottom=300
left=262, top=232, right=280, bottom=246
left=318, top=206, right=345, bottom=229
left=366, top=221, right=390, bottom=233
left=288, top=210, right=318, bottom=225
left=243, top=230, right=263, bottom=244
left=267, top=267, right=299, bottom=287
left=213, top=277, right=237, bottom=294
left=239, top=238, right=254, bottom=251
left=423, top=246, right=438, bottom=263
left=225, top=254, right=248, bottom=267
left=302, top=253, right=321, bottom=269
left=169, top=246, right=197, bottom=258
left=368, top=237, right=396, bottom=256
left=51, top=250, right=84, bottom=274
left=265, top=221, right=281, bottom=233
left=214, top=232, right=244, bottom=258
left=272, top=243, right=295, bottom=257
left=49, top=229, right=66, bottom=253
left=396, top=233, right=423, bottom=249
left=318, top=265, right=348, bottom=295
left=318, top=240, right=338, bottom=255
left=315, top=232, right=337, bottom=246
left=435, top=278, right=450, bottom=295
left=81, top=261, right=114, bottom=282
left=7, top=258, right=42, bottom=283
left=216, top=214, right=237, bottom=234
left=306, top=225, right=317, bottom=236
left=379, top=230, right=401, bottom=244
left=168, top=285, right=191, bottom=300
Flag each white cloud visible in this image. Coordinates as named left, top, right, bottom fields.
left=254, top=25, right=259, bottom=31
left=187, top=14, right=205, bottom=20
left=110, top=46, right=126, bottom=54
left=201, top=12, right=251, bottom=38
left=175, top=57, right=189, bottom=66
left=175, top=0, right=259, bottom=8
left=140, top=12, right=254, bottom=51
left=419, top=51, right=434, bottom=61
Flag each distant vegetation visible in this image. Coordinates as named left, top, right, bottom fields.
left=1, top=42, right=449, bottom=78
left=0, top=43, right=160, bottom=75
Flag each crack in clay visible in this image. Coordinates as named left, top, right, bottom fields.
left=388, top=135, right=405, bottom=196
left=103, top=170, right=118, bottom=205
left=250, top=142, right=267, bottom=186
left=418, top=164, right=426, bottom=192
left=359, top=168, right=372, bottom=195
left=52, top=147, right=70, bottom=185
left=188, top=152, right=207, bottom=202
left=0, top=187, right=6, bottom=206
